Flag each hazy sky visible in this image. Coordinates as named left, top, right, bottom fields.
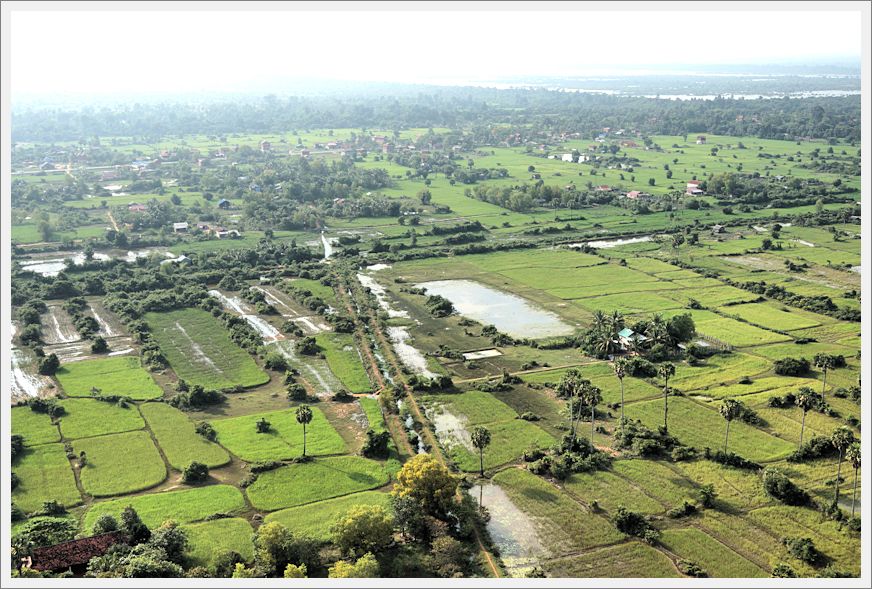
left=10, top=7, right=863, bottom=97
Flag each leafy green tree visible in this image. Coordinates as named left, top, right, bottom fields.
left=719, top=399, right=742, bottom=454
left=328, top=552, right=379, bottom=578
left=283, top=563, right=307, bottom=578
left=330, top=504, right=394, bottom=557
left=295, top=405, right=313, bottom=456
left=470, top=426, right=491, bottom=476
left=182, top=462, right=209, bottom=484
left=92, top=514, right=119, bottom=535
left=120, top=505, right=151, bottom=544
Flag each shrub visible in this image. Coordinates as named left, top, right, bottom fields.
left=677, top=559, right=707, bottom=577
left=255, top=418, right=272, bottom=433
left=772, top=563, right=797, bottom=578
left=704, top=448, right=762, bottom=470
left=782, top=537, right=823, bottom=565
left=195, top=422, right=217, bottom=441
left=787, top=436, right=838, bottom=463
left=698, top=484, right=717, bottom=508
left=11, top=434, right=24, bottom=460
left=360, top=430, right=391, bottom=459
left=773, top=357, right=811, bottom=376
left=182, top=462, right=209, bottom=484
left=763, top=469, right=810, bottom=506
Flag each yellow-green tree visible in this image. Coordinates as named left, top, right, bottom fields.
left=328, top=552, right=379, bottom=578
left=330, top=505, right=394, bottom=557
left=392, top=453, right=458, bottom=517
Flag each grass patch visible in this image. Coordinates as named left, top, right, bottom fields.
left=264, top=491, right=392, bottom=542
left=82, top=485, right=246, bottom=532
left=55, top=356, right=163, bottom=400
left=140, top=402, right=231, bottom=470
left=212, top=407, right=345, bottom=463
left=12, top=406, right=60, bottom=446
left=660, top=528, right=768, bottom=578
left=671, top=353, right=772, bottom=391
left=492, top=468, right=624, bottom=556
left=289, top=278, right=336, bottom=304
left=184, top=518, right=255, bottom=569
left=144, top=308, right=268, bottom=389
left=57, top=398, right=145, bottom=440
left=246, top=456, right=390, bottom=511
left=358, top=397, right=387, bottom=433
left=663, top=309, right=790, bottom=347
left=717, top=303, right=821, bottom=331
left=546, top=541, right=679, bottom=578
left=612, top=460, right=699, bottom=508
left=624, top=397, right=794, bottom=462
left=314, top=333, right=372, bottom=393
left=74, top=431, right=166, bottom=497
left=564, top=469, right=665, bottom=515
left=11, top=443, right=81, bottom=513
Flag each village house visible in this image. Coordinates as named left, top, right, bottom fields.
left=711, top=224, right=726, bottom=235
left=620, top=140, right=639, bottom=148
left=696, top=135, right=707, bottom=145
left=172, top=222, right=189, bottom=233
left=625, top=190, right=650, bottom=200
left=213, top=227, right=241, bottom=239
left=617, top=328, right=648, bottom=351
left=561, top=153, right=574, bottom=162
left=300, top=149, right=310, bottom=158
left=686, top=180, right=704, bottom=196
left=260, top=140, right=271, bottom=152
left=594, top=185, right=611, bottom=192
left=26, top=532, right=126, bottom=573
left=100, top=170, right=118, bottom=181
left=217, top=198, right=231, bottom=210
left=127, top=203, right=147, bottom=213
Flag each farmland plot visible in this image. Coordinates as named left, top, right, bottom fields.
left=55, top=356, right=163, bottom=400
left=12, top=406, right=60, bottom=446
left=264, top=491, right=391, bottom=542
left=140, top=403, right=230, bottom=470
left=74, top=431, right=167, bottom=497
left=11, top=443, right=81, bottom=513
left=145, top=308, right=268, bottom=389
left=184, top=519, right=255, bottom=569
left=57, top=398, right=145, bottom=440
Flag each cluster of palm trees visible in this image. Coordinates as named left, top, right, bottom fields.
left=557, top=369, right=604, bottom=447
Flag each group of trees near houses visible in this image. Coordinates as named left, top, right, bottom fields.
left=578, top=309, right=696, bottom=360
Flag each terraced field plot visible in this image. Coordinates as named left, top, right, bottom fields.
left=624, top=397, right=794, bottom=462
left=564, top=469, right=665, bottom=515
left=546, top=542, right=679, bottom=578
left=422, top=391, right=555, bottom=471
left=82, top=485, right=247, bottom=531
left=140, top=403, right=231, bottom=469
left=246, top=456, right=390, bottom=511
left=73, top=430, right=166, bottom=497
left=314, top=332, right=372, bottom=393
left=57, top=398, right=145, bottom=440
left=11, top=443, right=81, bottom=513
left=11, top=406, right=60, bottom=446
left=663, top=309, right=791, bottom=347
left=144, top=308, right=268, bottom=389
left=716, top=302, right=823, bottom=331
left=671, top=353, right=772, bottom=391
left=211, top=407, right=345, bottom=462
left=264, top=490, right=392, bottom=542
left=184, top=518, right=255, bottom=569
left=660, top=528, right=767, bottom=578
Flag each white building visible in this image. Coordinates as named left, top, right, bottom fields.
left=561, top=153, right=574, bottom=162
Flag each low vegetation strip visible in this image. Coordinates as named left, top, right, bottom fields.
left=546, top=542, right=679, bottom=578
left=211, top=407, right=346, bottom=463
left=55, top=356, right=164, bottom=400
left=144, top=308, right=268, bottom=389
left=263, top=491, right=392, bottom=542
left=140, top=402, right=231, bottom=469
left=358, top=397, right=387, bottom=433
left=314, top=332, right=372, bottom=393
left=245, top=456, right=390, bottom=511
left=183, top=518, right=255, bottom=569
left=11, top=406, right=60, bottom=446
left=82, top=485, right=247, bottom=532
left=73, top=431, right=167, bottom=497
left=11, top=443, right=81, bottom=513
left=564, top=469, right=665, bottom=515
left=57, top=398, right=145, bottom=440
left=660, top=528, right=768, bottom=578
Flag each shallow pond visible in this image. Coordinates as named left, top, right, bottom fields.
left=416, top=279, right=573, bottom=339
left=468, top=482, right=546, bottom=577
left=567, top=235, right=652, bottom=249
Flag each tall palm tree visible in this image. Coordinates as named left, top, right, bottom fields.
left=613, top=359, right=629, bottom=433
left=794, top=387, right=821, bottom=448
left=814, top=354, right=834, bottom=401
left=582, top=384, right=603, bottom=442
left=608, top=310, right=625, bottom=336
left=471, top=426, right=491, bottom=477
left=846, top=442, right=860, bottom=518
left=296, top=405, right=313, bottom=457
left=591, top=310, right=607, bottom=334
left=557, top=369, right=587, bottom=446
left=649, top=314, right=670, bottom=347
left=719, top=399, right=742, bottom=454
left=658, top=363, right=676, bottom=431
left=831, top=426, right=856, bottom=506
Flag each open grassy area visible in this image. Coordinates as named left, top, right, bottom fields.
left=245, top=456, right=390, bottom=511
left=288, top=278, right=336, bottom=304
left=11, top=443, right=81, bottom=513
left=660, top=528, right=768, bottom=578
left=263, top=490, right=392, bottom=542
left=140, top=402, right=231, bottom=470
left=624, top=397, right=794, bottom=462
left=358, top=397, right=387, bottom=433
left=564, top=469, right=665, bottom=515
left=546, top=542, right=679, bottom=578
left=211, top=407, right=345, bottom=463
left=716, top=302, right=822, bottom=332
left=492, top=468, right=624, bottom=557
left=184, top=518, right=255, bottom=569
left=11, top=406, right=60, bottom=446
left=82, top=485, right=247, bottom=532
left=144, top=308, right=269, bottom=389
left=55, top=356, right=164, bottom=400
left=57, top=398, right=145, bottom=440
left=73, top=431, right=166, bottom=497
left=314, top=332, right=372, bottom=393
left=663, top=309, right=791, bottom=348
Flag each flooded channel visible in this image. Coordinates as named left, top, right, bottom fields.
left=567, top=235, right=653, bottom=249
left=416, top=279, right=573, bottom=339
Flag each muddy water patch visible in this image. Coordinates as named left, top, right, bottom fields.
left=469, top=482, right=547, bottom=577
left=11, top=346, right=53, bottom=399
left=425, top=403, right=473, bottom=452
left=567, top=235, right=653, bottom=249
left=416, top=279, right=573, bottom=339
left=252, top=286, right=298, bottom=317
left=18, top=252, right=112, bottom=277
left=270, top=340, right=343, bottom=398
left=173, top=321, right=221, bottom=372
left=387, top=326, right=439, bottom=379
left=41, top=305, right=80, bottom=344
left=209, top=289, right=281, bottom=341
left=357, top=273, right=409, bottom=318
